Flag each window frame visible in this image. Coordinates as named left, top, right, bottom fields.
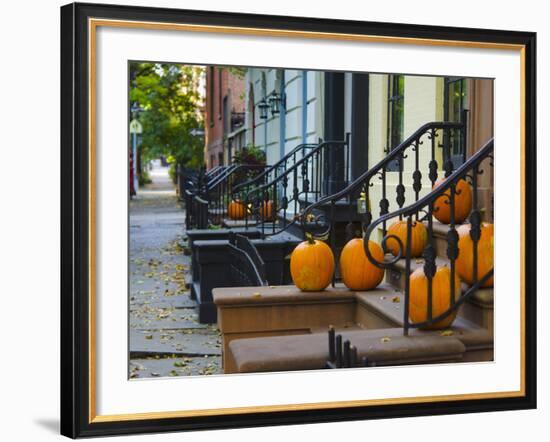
left=385, top=74, right=405, bottom=171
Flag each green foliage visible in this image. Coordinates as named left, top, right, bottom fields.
left=168, top=163, right=177, bottom=184
left=130, top=63, right=205, bottom=170
left=231, top=144, right=266, bottom=166
left=226, top=66, right=248, bottom=79
left=231, top=144, right=266, bottom=189
left=138, top=169, right=152, bottom=186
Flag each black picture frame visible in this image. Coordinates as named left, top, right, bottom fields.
left=61, top=2, right=537, bottom=438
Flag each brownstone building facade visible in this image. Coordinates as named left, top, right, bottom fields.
left=204, top=67, right=246, bottom=169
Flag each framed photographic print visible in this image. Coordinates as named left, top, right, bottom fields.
left=60, top=2, right=537, bottom=438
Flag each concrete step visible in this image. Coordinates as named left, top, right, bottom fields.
left=227, top=327, right=467, bottom=373
left=355, top=286, right=493, bottom=358
left=384, top=256, right=493, bottom=331
left=429, top=219, right=469, bottom=259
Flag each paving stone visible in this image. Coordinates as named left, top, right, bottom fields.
left=128, top=168, right=222, bottom=373
left=130, top=356, right=222, bottom=378
left=130, top=307, right=207, bottom=330
left=130, top=327, right=222, bottom=357
left=130, top=293, right=197, bottom=309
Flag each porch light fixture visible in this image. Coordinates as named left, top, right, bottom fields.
left=268, top=92, right=285, bottom=116
left=258, top=98, right=269, bottom=120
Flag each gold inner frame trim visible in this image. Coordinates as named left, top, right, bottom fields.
left=87, top=17, right=527, bottom=424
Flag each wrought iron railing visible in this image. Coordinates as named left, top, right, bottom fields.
left=242, top=135, right=351, bottom=237
left=301, top=118, right=467, bottom=273
left=363, top=138, right=494, bottom=334
left=205, top=164, right=230, bottom=180
left=185, top=164, right=265, bottom=229
left=207, top=164, right=267, bottom=224
left=231, top=142, right=318, bottom=199
left=326, top=326, right=366, bottom=368
left=227, top=233, right=268, bottom=286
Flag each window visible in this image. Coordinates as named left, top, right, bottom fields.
left=218, top=69, right=223, bottom=120
left=208, top=67, right=214, bottom=127
left=386, top=74, right=404, bottom=171
left=444, top=77, right=468, bottom=168
left=222, top=95, right=229, bottom=135
left=218, top=152, right=224, bottom=167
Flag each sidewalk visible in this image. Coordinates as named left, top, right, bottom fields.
left=129, top=163, right=222, bottom=378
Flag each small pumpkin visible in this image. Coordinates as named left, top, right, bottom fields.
left=228, top=200, right=246, bottom=220
left=433, top=178, right=472, bottom=224
left=339, top=239, right=385, bottom=290
left=259, top=200, right=274, bottom=220
left=456, top=222, right=494, bottom=287
left=409, top=266, right=461, bottom=329
left=386, top=220, right=428, bottom=258
left=290, top=235, right=335, bottom=291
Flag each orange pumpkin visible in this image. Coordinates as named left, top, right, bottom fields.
left=409, top=266, right=461, bottom=329
left=228, top=200, right=246, bottom=220
left=386, top=220, right=428, bottom=258
left=433, top=178, right=472, bottom=224
left=339, top=239, right=384, bottom=290
left=259, top=200, right=274, bottom=220
left=290, top=236, right=335, bottom=291
left=456, top=222, right=494, bottom=287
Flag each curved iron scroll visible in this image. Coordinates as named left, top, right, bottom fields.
left=362, top=138, right=494, bottom=334
left=301, top=119, right=467, bottom=238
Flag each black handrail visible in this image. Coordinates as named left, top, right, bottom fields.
left=206, top=164, right=239, bottom=189
left=302, top=117, right=467, bottom=238
left=243, top=135, right=351, bottom=237
left=206, top=163, right=267, bottom=225
left=363, top=138, right=494, bottom=334
left=205, top=165, right=224, bottom=178
left=185, top=163, right=266, bottom=229
left=231, top=142, right=317, bottom=197
left=227, top=233, right=268, bottom=286
left=303, top=122, right=464, bottom=221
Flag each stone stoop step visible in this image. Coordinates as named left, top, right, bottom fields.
left=214, top=284, right=493, bottom=374
left=355, top=289, right=494, bottom=352
left=384, top=254, right=493, bottom=331
left=228, top=328, right=466, bottom=374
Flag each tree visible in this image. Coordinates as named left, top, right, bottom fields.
left=129, top=62, right=205, bottom=174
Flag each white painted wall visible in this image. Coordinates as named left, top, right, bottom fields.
left=246, top=67, right=324, bottom=163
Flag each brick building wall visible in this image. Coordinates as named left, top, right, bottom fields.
left=204, top=67, right=245, bottom=169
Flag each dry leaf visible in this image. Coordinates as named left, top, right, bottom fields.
left=391, top=296, right=400, bottom=303
left=381, top=337, right=391, bottom=343
left=440, top=330, right=454, bottom=336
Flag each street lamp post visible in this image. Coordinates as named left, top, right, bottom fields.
left=129, top=102, right=143, bottom=198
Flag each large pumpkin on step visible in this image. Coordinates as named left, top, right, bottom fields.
left=386, top=220, right=428, bottom=258
left=409, top=266, right=461, bottom=329
left=259, top=200, right=274, bottom=220
left=433, top=178, right=472, bottom=224
left=290, top=236, right=335, bottom=291
left=228, top=200, right=246, bottom=220
left=339, top=239, right=385, bottom=290
left=456, top=222, right=494, bottom=287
